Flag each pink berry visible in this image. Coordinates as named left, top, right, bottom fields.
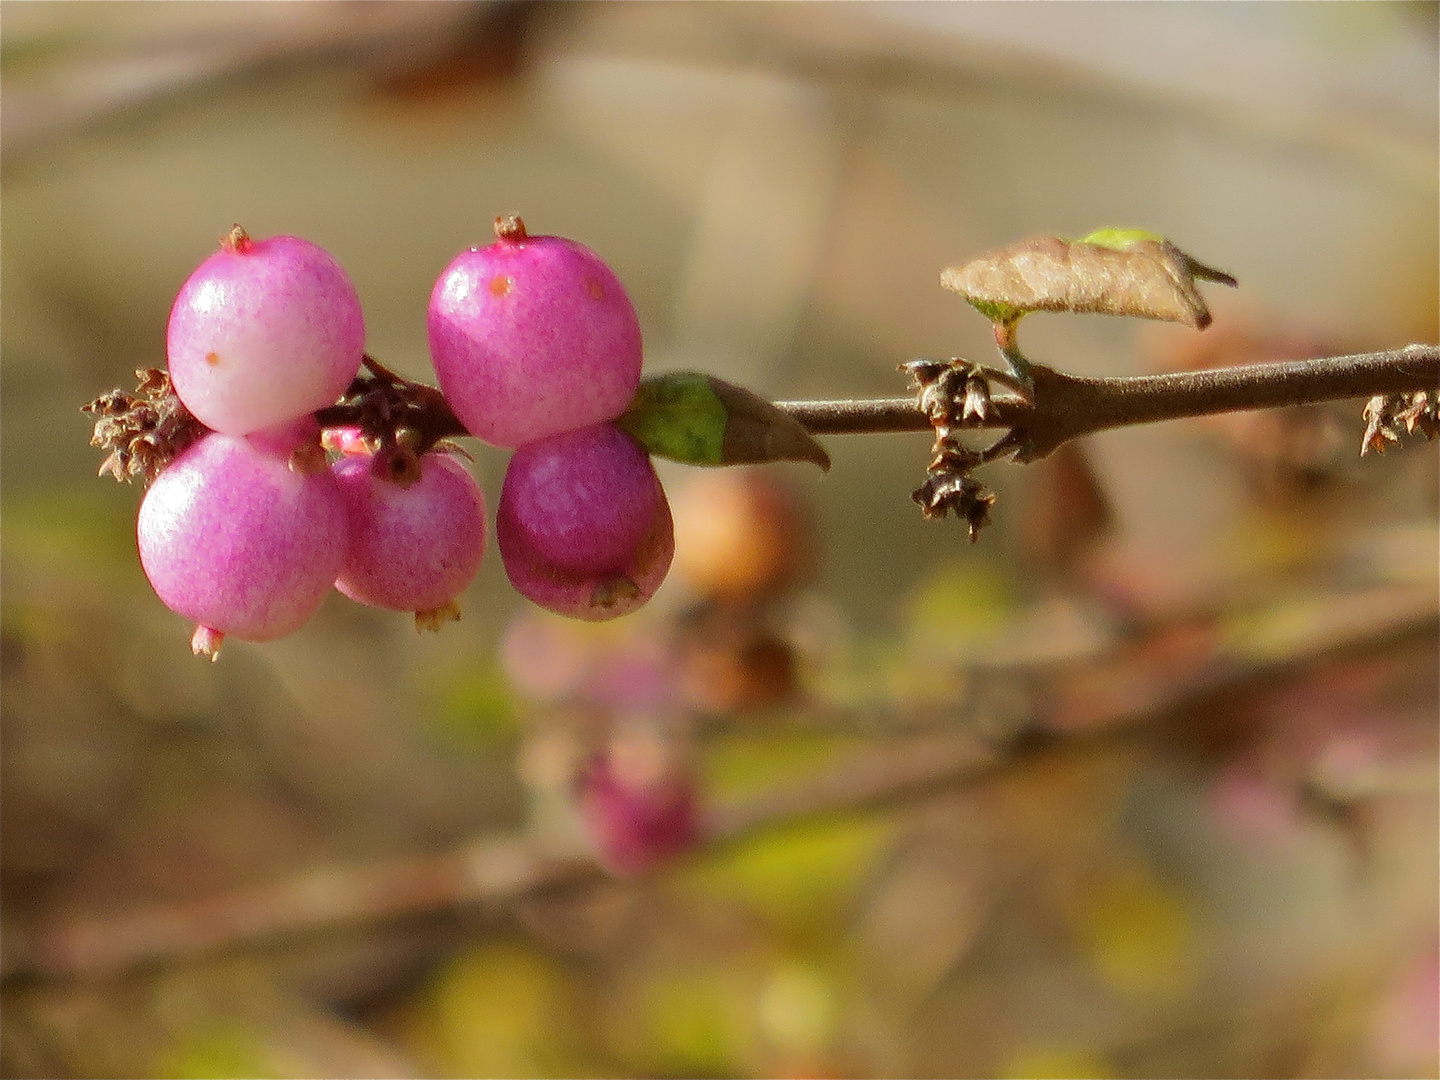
left=500, top=495, right=673, bottom=622
left=332, top=452, right=487, bottom=620
left=580, top=732, right=698, bottom=876
left=427, top=216, right=643, bottom=449
left=167, top=228, right=365, bottom=436
left=497, top=424, right=673, bottom=620
left=501, top=423, right=660, bottom=575
left=137, top=430, right=348, bottom=653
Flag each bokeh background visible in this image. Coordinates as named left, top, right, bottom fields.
left=3, top=3, right=1437, bottom=1077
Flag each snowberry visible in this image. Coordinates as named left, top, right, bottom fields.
left=332, top=451, right=487, bottom=625
left=167, top=227, right=365, bottom=436
left=427, top=216, right=643, bottom=449
left=580, top=723, right=698, bottom=875
left=497, top=423, right=673, bottom=620
left=137, top=428, right=349, bottom=657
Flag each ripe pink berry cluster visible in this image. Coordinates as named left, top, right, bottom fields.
left=138, top=218, right=671, bottom=659
left=429, top=216, right=672, bottom=623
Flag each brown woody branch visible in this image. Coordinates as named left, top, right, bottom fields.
left=776, top=344, right=1439, bottom=460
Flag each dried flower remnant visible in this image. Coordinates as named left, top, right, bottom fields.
left=83, top=368, right=208, bottom=484
left=314, top=353, right=470, bottom=486
left=1362, top=390, right=1440, bottom=456
left=900, top=358, right=1020, bottom=538
left=912, top=472, right=997, bottom=542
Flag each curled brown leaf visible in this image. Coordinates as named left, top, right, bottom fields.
left=706, top=377, right=832, bottom=471
left=941, top=234, right=1236, bottom=330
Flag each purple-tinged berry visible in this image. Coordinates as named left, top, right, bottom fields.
left=579, top=722, right=698, bottom=875
left=497, top=424, right=673, bottom=620
left=427, top=216, right=643, bottom=449
left=501, top=423, right=660, bottom=575
left=499, top=495, right=673, bottom=622
left=167, top=227, right=365, bottom=436
left=332, top=451, right=487, bottom=627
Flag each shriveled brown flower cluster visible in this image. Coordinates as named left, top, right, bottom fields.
left=83, top=369, right=207, bottom=484
left=902, top=359, right=1025, bottom=541
left=1360, top=391, right=1439, bottom=456
left=314, top=354, right=471, bottom=487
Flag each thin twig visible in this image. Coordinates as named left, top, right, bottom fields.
left=776, top=345, right=1439, bottom=459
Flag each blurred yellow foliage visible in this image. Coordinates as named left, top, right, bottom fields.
left=1069, top=860, right=1198, bottom=1005
left=398, top=941, right=580, bottom=1079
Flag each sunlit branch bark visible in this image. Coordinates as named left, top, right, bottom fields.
left=777, top=344, right=1439, bottom=459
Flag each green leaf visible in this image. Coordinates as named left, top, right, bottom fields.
left=617, top=372, right=830, bottom=471
left=617, top=372, right=728, bottom=464
left=1076, top=226, right=1164, bottom=251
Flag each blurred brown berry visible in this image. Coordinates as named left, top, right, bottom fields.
left=670, top=468, right=816, bottom=605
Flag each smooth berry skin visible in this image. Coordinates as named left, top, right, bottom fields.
left=137, top=432, right=348, bottom=642
left=167, top=234, right=365, bottom=436
left=499, top=484, right=674, bottom=622
left=499, top=424, right=661, bottom=577
left=427, top=232, right=643, bottom=449
left=332, top=453, right=487, bottom=613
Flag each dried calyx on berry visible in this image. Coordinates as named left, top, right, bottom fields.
left=314, top=353, right=470, bottom=488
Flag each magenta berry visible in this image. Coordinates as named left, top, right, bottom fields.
left=499, top=493, right=673, bottom=622
left=500, top=423, right=661, bottom=575
left=427, top=216, right=643, bottom=449
left=167, top=228, right=365, bottom=436
left=332, top=452, right=487, bottom=621
left=137, top=430, right=348, bottom=654
left=497, top=424, right=673, bottom=620
left=580, top=734, right=698, bottom=876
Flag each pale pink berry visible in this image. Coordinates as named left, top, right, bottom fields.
left=137, top=429, right=348, bottom=653
left=167, top=228, right=365, bottom=436
left=497, top=424, right=673, bottom=620
left=332, top=452, right=487, bottom=620
left=427, top=216, right=643, bottom=449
